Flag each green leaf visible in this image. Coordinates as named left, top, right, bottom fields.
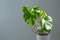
left=27, top=18, right=36, bottom=26
left=44, top=16, right=53, bottom=22
left=40, top=19, right=45, bottom=27
left=40, top=18, right=52, bottom=32
left=22, top=6, right=41, bottom=26
left=22, top=6, right=36, bottom=26
left=44, top=23, right=52, bottom=31
left=40, top=10, right=47, bottom=18
left=22, top=6, right=30, bottom=13
left=23, top=13, right=30, bottom=22
left=33, top=6, right=39, bottom=10
left=37, top=26, right=43, bottom=32
left=46, top=21, right=52, bottom=27
left=31, top=7, right=40, bottom=19
left=33, top=6, right=40, bottom=19
left=30, top=9, right=35, bottom=15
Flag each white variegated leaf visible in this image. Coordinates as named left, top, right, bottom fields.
left=45, top=23, right=52, bottom=31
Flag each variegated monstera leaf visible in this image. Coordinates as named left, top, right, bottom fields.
left=37, top=10, right=53, bottom=33
left=22, top=6, right=40, bottom=26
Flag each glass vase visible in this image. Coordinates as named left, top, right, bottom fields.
left=31, top=23, right=51, bottom=40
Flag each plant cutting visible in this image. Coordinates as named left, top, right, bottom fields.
left=22, top=6, right=53, bottom=36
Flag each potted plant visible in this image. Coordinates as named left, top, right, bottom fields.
left=22, top=6, right=53, bottom=40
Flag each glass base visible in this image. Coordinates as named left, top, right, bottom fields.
left=36, top=34, right=50, bottom=40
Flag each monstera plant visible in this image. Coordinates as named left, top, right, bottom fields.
left=22, top=6, right=53, bottom=36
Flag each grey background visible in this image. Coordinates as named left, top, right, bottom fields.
left=0, top=0, right=60, bottom=40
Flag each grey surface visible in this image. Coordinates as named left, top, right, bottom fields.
left=0, top=0, right=60, bottom=40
